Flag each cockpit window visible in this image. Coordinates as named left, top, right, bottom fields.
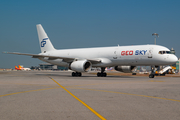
left=159, top=51, right=163, bottom=54
left=158, top=51, right=172, bottom=54
left=166, top=51, right=172, bottom=54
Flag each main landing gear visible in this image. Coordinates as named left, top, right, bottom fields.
left=72, top=72, right=82, bottom=77
left=97, top=67, right=107, bottom=77
left=149, top=66, right=155, bottom=78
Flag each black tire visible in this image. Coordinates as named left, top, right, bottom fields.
left=97, top=72, right=100, bottom=77
left=152, top=75, right=154, bottom=78
left=149, top=74, right=152, bottom=78
left=78, top=72, right=82, bottom=77
left=72, top=72, right=75, bottom=77
left=132, top=73, right=136, bottom=75
left=97, top=72, right=107, bottom=77
left=149, top=74, right=154, bottom=78
left=103, top=73, right=107, bottom=77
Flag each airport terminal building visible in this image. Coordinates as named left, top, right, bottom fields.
left=39, top=63, right=68, bottom=70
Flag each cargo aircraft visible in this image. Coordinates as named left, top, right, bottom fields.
left=4, top=24, right=178, bottom=78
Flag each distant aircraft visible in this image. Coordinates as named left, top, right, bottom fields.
left=15, top=65, right=21, bottom=70
left=4, top=24, right=178, bottom=78
left=14, top=65, right=31, bottom=71
left=18, top=65, right=31, bottom=71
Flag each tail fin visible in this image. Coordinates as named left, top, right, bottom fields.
left=15, top=66, right=20, bottom=70
left=18, top=65, right=22, bottom=69
left=36, top=24, right=56, bottom=53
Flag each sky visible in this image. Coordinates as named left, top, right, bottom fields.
left=0, top=0, right=180, bottom=68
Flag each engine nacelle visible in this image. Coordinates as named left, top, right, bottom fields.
left=115, top=66, right=136, bottom=73
left=70, top=60, right=92, bottom=72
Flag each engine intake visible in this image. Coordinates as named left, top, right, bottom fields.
left=115, top=66, right=136, bottom=73
left=70, top=60, right=92, bottom=72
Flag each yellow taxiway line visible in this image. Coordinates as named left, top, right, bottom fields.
left=70, top=88, right=180, bottom=102
left=0, top=87, right=60, bottom=97
left=49, top=77, right=106, bottom=120
left=1, top=80, right=180, bottom=104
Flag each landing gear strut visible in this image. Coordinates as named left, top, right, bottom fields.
left=97, top=67, right=107, bottom=77
left=72, top=72, right=82, bottom=77
left=149, top=66, right=155, bottom=78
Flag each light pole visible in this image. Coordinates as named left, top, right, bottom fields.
left=152, top=33, right=159, bottom=45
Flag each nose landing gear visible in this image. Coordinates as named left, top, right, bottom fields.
left=149, top=66, right=155, bottom=78
left=149, top=74, right=155, bottom=78
left=97, top=67, right=107, bottom=77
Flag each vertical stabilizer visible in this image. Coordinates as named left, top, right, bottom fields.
left=18, top=65, right=22, bottom=69
left=36, top=24, right=55, bottom=53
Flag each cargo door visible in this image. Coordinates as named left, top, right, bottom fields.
left=148, top=48, right=153, bottom=58
left=113, top=48, right=119, bottom=59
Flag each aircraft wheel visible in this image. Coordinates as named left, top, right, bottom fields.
left=132, top=73, right=136, bottom=75
left=78, top=72, right=82, bottom=77
left=72, top=72, right=82, bottom=77
left=103, top=73, right=107, bottom=77
left=97, top=72, right=101, bottom=77
left=149, top=74, right=154, bottom=78
left=97, top=72, right=107, bottom=77
left=72, top=72, right=75, bottom=77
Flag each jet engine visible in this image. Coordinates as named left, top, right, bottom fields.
left=69, top=60, right=92, bottom=72
left=114, top=66, right=136, bottom=73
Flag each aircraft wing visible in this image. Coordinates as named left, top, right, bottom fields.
left=3, top=52, right=101, bottom=64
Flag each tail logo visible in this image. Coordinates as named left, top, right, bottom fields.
left=41, top=38, right=48, bottom=47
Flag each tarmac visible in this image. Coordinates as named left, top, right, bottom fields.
left=0, top=71, right=180, bottom=120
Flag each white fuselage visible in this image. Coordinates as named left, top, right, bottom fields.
left=38, top=44, right=178, bottom=67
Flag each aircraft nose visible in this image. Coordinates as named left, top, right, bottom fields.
left=170, top=55, right=178, bottom=63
